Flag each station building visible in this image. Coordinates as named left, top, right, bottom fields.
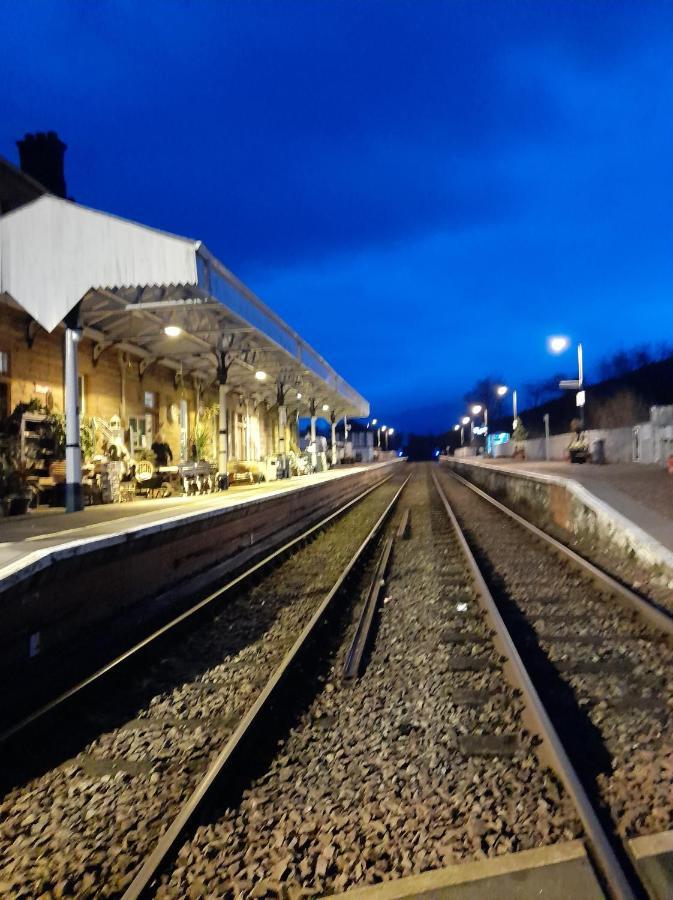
left=0, top=133, right=369, bottom=511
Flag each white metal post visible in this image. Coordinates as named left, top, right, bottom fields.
left=512, top=390, right=518, bottom=429
left=578, top=343, right=584, bottom=387
left=544, top=413, right=550, bottom=461
left=218, top=383, right=229, bottom=488
left=64, top=324, right=82, bottom=512
left=278, top=404, right=287, bottom=469
left=330, top=412, right=338, bottom=466
left=245, top=398, right=251, bottom=461
left=309, top=400, right=317, bottom=472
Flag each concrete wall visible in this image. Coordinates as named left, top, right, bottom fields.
left=442, top=457, right=673, bottom=580
left=523, top=426, right=634, bottom=463
left=0, top=460, right=404, bottom=675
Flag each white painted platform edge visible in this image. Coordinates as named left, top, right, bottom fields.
left=0, top=460, right=404, bottom=590
left=444, top=458, right=673, bottom=574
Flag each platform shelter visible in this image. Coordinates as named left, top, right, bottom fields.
left=0, top=195, right=368, bottom=510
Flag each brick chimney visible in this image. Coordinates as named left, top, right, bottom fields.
left=16, top=131, right=68, bottom=198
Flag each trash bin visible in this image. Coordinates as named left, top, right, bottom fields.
left=592, top=439, right=605, bottom=464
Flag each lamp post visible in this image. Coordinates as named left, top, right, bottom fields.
left=471, top=404, right=487, bottom=432
left=461, top=415, right=471, bottom=444
left=549, top=335, right=585, bottom=428
left=497, top=384, right=518, bottom=432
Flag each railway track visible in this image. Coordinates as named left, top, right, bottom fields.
left=0, top=472, right=406, bottom=898
left=134, top=468, right=593, bottom=898
left=3, top=462, right=671, bottom=899
left=437, top=464, right=673, bottom=899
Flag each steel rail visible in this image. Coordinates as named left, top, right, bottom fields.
left=342, top=536, right=394, bottom=682
left=0, top=473, right=396, bottom=746
left=122, top=472, right=411, bottom=900
left=431, top=470, right=638, bottom=900
left=445, top=467, right=673, bottom=639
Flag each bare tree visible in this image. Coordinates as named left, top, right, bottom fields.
left=592, top=390, right=648, bottom=429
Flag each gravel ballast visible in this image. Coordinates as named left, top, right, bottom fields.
left=0, top=475, right=402, bottom=899
left=155, top=467, right=580, bottom=898
left=439, top=467, right=673, bottom=841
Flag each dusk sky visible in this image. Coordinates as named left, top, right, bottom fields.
left=2, top=1, right=672, bottom=433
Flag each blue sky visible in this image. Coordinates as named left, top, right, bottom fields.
left=2, top=0, right=672, bottom=432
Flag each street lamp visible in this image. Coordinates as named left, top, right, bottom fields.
left=548, top=335, right=585, bottom=426
left=496, top=385, right=508, bottom=397
left=471, top=404, right=488, bottom=431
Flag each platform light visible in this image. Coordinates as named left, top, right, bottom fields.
left=164, top=325, right=182, bottom=337
left=372, top=418, right=378, bottom=425
left=496, top=385, right=508, bottom=397
left=254, top=370, right=267, bottom=381
left=548, top=335, right=570, bottom=354
left=461, top=416, right=470, bottom=425
left=388, top=428, right=394, bottom=436
left=322, top=403, right=329, bottom=411
left=471, top=404, right=482, bottom=415
left=453, top=424, right=460, bottom=431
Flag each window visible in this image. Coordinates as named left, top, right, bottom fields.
left=144, top=391, right=156, bottom=409
left=0, top=351, right=9, bottom=376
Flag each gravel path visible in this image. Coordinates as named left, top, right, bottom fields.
left=0, top=476, right=402, bottom=899
left=155, top=466, right=580, bottom=898
left=438, top=468, right=673, bottom=841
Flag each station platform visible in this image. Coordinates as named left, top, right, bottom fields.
left=465, top=459, right=673, bottom=555
left=0, top=460, right=403, bottom=679
left=0, top=464, right=383, bottom=587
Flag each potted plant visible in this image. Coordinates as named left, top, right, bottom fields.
left=567, top=418, right=589, bottom=463
left=1, top=454, right=37, bottom=516
left=512, top=419, right=528, bottom=459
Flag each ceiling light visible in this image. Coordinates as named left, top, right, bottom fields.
left=255, top=370, right=267, bottom=381
left=164, top=325, right=182, bottom=337
left=296, top=391, right=302, bottom=399
left=322, top=403, right=329, bottom=411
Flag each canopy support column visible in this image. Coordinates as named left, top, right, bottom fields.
left=217, top=350, right=230, bottom=489
left=64, top=303, right=83, bottom=513
left=277, top=382, right=289, bottom=478
left=309, top=398, right=317, bottom=472
left=330, top=410, right=338, bottom=466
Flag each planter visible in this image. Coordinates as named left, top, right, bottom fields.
left=2, top=496, right=31, bottom=516
left=569, top=448, right=589, bottom=464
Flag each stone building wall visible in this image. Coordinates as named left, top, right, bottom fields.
left=0, top=302, right=277, bottom=464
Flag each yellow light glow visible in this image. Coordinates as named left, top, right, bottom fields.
left=164, top=325, right=182, bottom=337
left=254, top=370, right=267, bottom=381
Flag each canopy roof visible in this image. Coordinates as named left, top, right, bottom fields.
left=0, top=195, right=368, bottom=416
